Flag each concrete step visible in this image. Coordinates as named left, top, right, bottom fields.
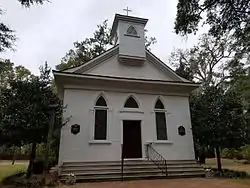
left=62, top=161, right=198, bottom=169
left=61, top=167, right=203, bottom=175
left=61, top=171, right=204, bottom=181
left=61, top=169, right=163, bottom=177
left=62, top=160, right=197, bottom=167
left=61, top=165, right=201, bottom=173
left=60, top=160, right=205, bottom=181
left=61, top=173, right=165, bottom=181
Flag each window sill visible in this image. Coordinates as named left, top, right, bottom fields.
left=124, top=34, right=140, bottom=38
left=146, top=140, right=173, bottom=144
left=89, top=140, right=112, bottom=144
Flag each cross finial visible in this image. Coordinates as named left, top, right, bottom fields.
left=123, top=6, right=132, bottom=16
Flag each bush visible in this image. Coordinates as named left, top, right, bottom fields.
left=221, top=148, right=243, bottom=160
left=15, top=175, right=42, bottom=188
left=64, top=173, right=76, bottom=185
left=221, top=146, right=250, bottom=161
left=240, top=145, right=250, bottom=161
left=32, top=159, right=57, bottom=174
left=205, top=168, right=249, bottom=179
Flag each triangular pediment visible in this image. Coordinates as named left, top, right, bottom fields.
left=62, top=45, right=190, bottom=82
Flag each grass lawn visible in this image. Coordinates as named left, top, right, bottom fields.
left=0, top=161, right=28, bottom=184
left=205, top=158, right=250, bottom=174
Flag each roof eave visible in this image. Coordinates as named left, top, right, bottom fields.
left=53, top=71, right=200, bottom=88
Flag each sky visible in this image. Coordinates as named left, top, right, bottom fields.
left=1, top=0, right=207, bottom=75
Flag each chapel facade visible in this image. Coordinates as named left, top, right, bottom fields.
left=53, top=14, right=204, bottom=180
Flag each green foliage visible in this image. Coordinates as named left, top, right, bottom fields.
left=15, top=175, right=42, bottom=187
left=0, top=59, right=14, bottom=87
left=0, top=61, right=63, bottom=178
left=207, top=168, right=249, bottom=179
left=0, top=22, right=16, bottom=52
left=0, top=59, right=33, bottom=90
left=14, top=65, right=32, bottom=81
left=56, top=20, right=111, bottom=71
left=174, top=61, right=194, bottom=81
left=190, top=86, right=249, bottom=150
left=0, top=62, right=62, bottom=146
left=221, top=148, right=243, bottom=160
left=175, top=0, right=250, bottom=57
left=240, top=145, right=250, bottom=161
left=229, top=66, right=250, bottom=110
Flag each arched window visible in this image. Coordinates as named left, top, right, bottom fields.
left=155, top=99, right=164, bottom=109
left=94, top=96, right=107, bottom=140
left=124, top=96, right=139, bottom=108
left=155, top=99, right=167, bottom=140
left=126, top=25, right=137, bottom=36
left=96, top=96, right=107, bottom=106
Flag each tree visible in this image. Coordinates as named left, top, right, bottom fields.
left=0, top=59, right=33, bottom=88
left=174, top=0, right=250, bottom=56
left=226, top=60, right=250, bottom=113
left=0, top=59, right=14, bottom=87
left=56, top=20, right=111, bottom=70
left=0, top=0, right=48, bottom=52
left=14, top=65, right=32, bottom=81
left=170, top=34, right=234, bottom=86
left=0, top=62, right=63, bottom=178
left=0, top=20, right=16, bottom=52
left=56, top=20, right=157, bottom=71
left=174, top=60, right=194, bottom=81
left=18, top=0, right=48, bottom=7
left=190, top=86, right=249, bottom=171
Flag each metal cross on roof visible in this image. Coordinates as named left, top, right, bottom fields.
left=123, top=6, right=132, bottom=16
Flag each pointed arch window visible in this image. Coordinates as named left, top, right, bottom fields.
left=154, top=99, right=167, bottom=140
left=155, top=100, right=164, bottom=109
left=94, top=96, right=107, bottom=140
left=124, top=96, right=139, bottom=108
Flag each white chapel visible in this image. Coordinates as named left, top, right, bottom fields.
left=53, top=14, right=204, bottom=180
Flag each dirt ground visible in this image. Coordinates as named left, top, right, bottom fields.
left=60, top=178, right=250, bottom=188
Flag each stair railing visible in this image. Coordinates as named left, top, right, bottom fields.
left=121, top=144, right=124, bottom=181
left=146, top=143, right=168, bottom=176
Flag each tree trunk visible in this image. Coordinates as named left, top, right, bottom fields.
left=215, top=146, right=222, bottom=172
left=199, top=153, right=206, bottom=164
left=26, top=142, right=37, bottom=178
left=12, top=146, right=15, bottom=165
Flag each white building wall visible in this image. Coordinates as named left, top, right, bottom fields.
left=58, top=89, right=195, bottom=164
left=117, top=20, right=146, bottom=59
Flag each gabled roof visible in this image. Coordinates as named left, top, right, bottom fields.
left=61, top=45, right=119, bottom=73
left=57, top=45, right=191, bottom=83
left=145, top=50, right=190, bottom=82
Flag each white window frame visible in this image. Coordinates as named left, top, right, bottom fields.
left=124, top=25, right=140, bottom=38
left=154, top=97, right=168, bottom=141
left=89, top=105, right=111, bottom=144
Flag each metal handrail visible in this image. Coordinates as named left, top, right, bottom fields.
left=121, top=144, right=124, bottom=181
left=146, top=143, right=168, bottom=176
